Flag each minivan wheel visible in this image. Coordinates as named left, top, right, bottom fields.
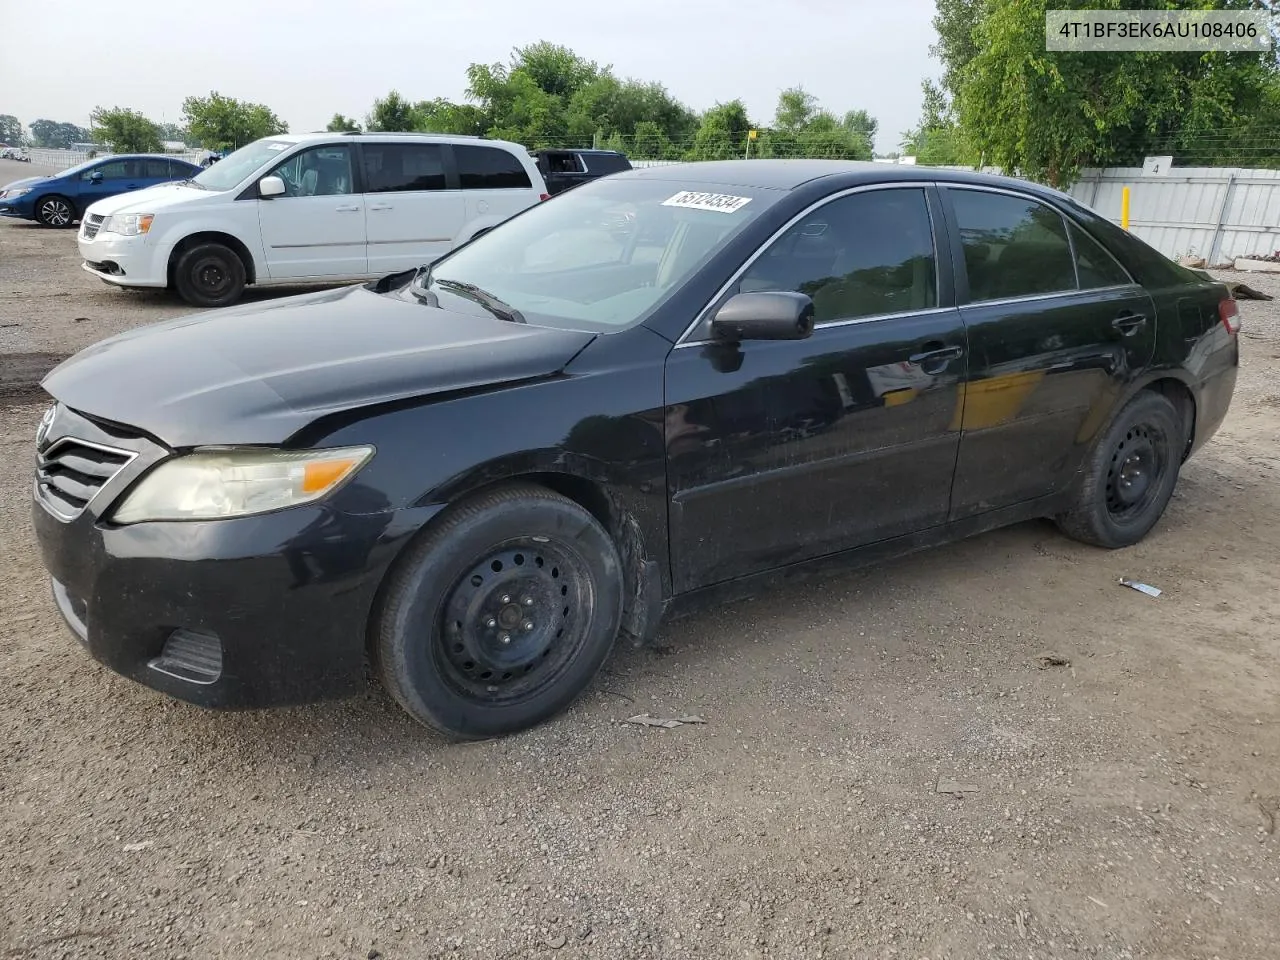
left=173, top=242, right=246, bottom=308
left=36, top=195, right=74, bottom=228
left=375, top=483, right=624, bottom=740
left=1056, top=391, right=1182, bottom=549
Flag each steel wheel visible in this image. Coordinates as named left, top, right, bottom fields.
left=1104, top=423, right=1168, bottom=524
left=173, top=242, right=246, bottom=308
left=437, top=541, right=593, bottom=704
left=37, top=197, right=73, bottom=227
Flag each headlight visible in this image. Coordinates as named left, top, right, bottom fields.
left=111, top=446, right=374, bottom=524
left=100, top=213, right=154, bottom=237
left=3, top=187, right=31, bottom=199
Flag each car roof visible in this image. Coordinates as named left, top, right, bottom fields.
left=97, top=153, right=196, bottom=161
left=275, top=131, right=529, bottom=152
left=619, top=159, right=1067, bottom=201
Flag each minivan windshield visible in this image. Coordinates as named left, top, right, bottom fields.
left=415, top=177, right=781, bottom=332
left=193, top=139, right=296, bottom=191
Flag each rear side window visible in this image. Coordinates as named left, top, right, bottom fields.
left=1069, top=221, right=1132, bottom=288
left=951, top=190, right=1076, bottom=302
left=738, top=188, right=938, bottom=322
left=144, top=159, right=170, bottom=178
left=455, top=145, right=533, bottom=190
left=584, top=153, right=630, bottom=174
left=362, top=143, right=447, bottom=193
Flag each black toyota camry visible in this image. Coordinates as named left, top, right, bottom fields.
left=32, top=160, right=1240, bottom=739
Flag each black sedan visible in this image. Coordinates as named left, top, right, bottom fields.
left=32, top=161, right=1240, bottom=739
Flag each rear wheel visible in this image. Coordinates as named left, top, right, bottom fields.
left=375, top=484, right=624, bottom=740
left=173, top=242, right=246, bottom=308
left=1056, top=391, right=1183, bottom=548
left=35, top=195, right=74, bottom=228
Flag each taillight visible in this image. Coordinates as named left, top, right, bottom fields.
left=539, top=192, right=550, bottom=202
left=1218, top=297, right=1241, bottom=335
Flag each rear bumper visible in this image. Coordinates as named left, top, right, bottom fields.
left=1188, top=332, right=1239, bottom=457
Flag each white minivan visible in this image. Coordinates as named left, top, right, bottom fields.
left=77, top=132, right=550, bottom=307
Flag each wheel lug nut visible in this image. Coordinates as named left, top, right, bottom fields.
left=485, top=618, right=497, bottom=629
left=499, top=633, right=511, bottom=645
left=522, top=597, right=534, bottom=606
left=500, top=595, right=511, bottom=604
left=522, top=621, right=534, bottom=632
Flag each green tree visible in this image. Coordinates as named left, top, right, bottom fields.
left=414, top=99, right=488, bottom=135
left=327, top=113, right=361, bottom=132
left=90, top=107, right=163, bottom=152
left=29, top=119, right=89, bottom=149
left=366, top=91, right=417, bottom=132
left=937, top=0, right=1280, bottom=184
left=757, top=89, right=876, bottom=160
left=689, top=100, right=753, bottom=160
left=0, top=114, right=22, bottom=145
left=182, top=92, right=287, bottom=151
left=901, top=79, right=966, bottom=165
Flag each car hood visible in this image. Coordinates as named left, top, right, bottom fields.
left=42, top=283, right=597, bottom=447
left=84, top=182, right=210, bottom=216
left=2, top=175, right=49, bottom=192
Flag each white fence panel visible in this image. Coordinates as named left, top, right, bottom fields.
left=1067, top=167, right=1280, bottom=263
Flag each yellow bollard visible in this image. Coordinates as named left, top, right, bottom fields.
left=1121, top=186, right=1131, bottom=231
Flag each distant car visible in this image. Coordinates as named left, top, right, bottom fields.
left=32, top=161, right=1239, bottom=740
left=76, top=132, right=551, bottom=308
left=0, top=154, right=201, bottom=227
left=1, top=146, right=30, bottom=162
left=533, top=148, right=631, bottom=195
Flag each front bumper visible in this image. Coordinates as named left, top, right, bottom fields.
left=29, top=406, right=429, bottom=709
left=0, top=199, right=35, bottom=219
left=78, top=230, right=168, bottom=287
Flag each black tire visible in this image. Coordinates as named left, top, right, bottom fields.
left=35, top=195, right=75, bottom=228
left=173, top=242, right=246, bottom=308
left=375, top=483, right=624, bottom=739
left=1056, top=391, right=1183, bottom=548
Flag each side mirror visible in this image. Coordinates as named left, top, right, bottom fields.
left=710, top=291, right=815, bottom=342
left=89, top=170, right=104, bottom=183
left=259, top=175, right=286, bottom=198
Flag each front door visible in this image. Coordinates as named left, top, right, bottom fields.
left=257, top=143, right=367, bottom=279
left=940, top=187, right=1157, bottom=519
left=77, top=158, right=143, bottom=208
left=665, top=186, right=967, bottom=593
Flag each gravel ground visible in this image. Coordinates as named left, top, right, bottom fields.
left=2, top=173, right=1279, bottom=959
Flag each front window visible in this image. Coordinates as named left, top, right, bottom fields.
left=414, top=178, right=781, bottom=332
left=266, top=145, right=354, bottom=197
left=192, top=139, right=297, bottom=191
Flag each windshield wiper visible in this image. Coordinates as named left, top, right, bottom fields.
left=173, top=179, right=207, bottom=189
left=434, top=278, right=526, bottom=323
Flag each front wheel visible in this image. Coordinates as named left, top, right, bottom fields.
left=375, top=484, right=624, bottom=740
left=35, top=195, right=75, bottom=228
left=173, top=242, right=246, bottom=308
left=1056, top=391, right=1184, bottom=548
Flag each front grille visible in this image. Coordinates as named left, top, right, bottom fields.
left=82, top=214, right=104, bottom=240
left=36, top=437, right=134, bottom=520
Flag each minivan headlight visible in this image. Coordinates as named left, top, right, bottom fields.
left=100, top=213, right=154, bottom=236
left=111, top=446, right=375, bottom=523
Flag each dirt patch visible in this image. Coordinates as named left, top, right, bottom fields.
left=0, top=352, right=66, bottom=399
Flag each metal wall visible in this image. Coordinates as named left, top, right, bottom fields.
left=1067, top=167, right=1280, bottom=263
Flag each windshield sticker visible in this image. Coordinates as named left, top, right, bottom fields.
left=661, top=191, right=752, bottom=214
left=266, top=143, right=288, bottom=151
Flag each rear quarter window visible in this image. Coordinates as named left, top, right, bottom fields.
left=584, top=153, right=631, bottom=174
left=455, top=145, right=533, bottom=190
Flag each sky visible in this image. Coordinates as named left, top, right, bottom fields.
left=0, top=0, right=941, bottom=154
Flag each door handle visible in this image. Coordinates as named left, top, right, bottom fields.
left=368, top=204, right=392, bottom=211
left=335, top=204, right=361, bottom=212
left=1111, top=312, right=1148, bottom=335
left=908, top=343, right=964, bottom=373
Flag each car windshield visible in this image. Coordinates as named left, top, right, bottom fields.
left=193, top=139, right=296, bottom=191
left=414, top=177, right=781, bottom=332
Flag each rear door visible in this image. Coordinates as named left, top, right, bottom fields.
left=665, top=185, right=967, bottom=592
left=359, top=141, right=464, bottom=273
left=256, top=143, right=367, bottom=279
left=140, top=157, right=176, bottom=188
left=453, top=143, right=540, bottom=228
left=941, top=186, right=1156, bottom=519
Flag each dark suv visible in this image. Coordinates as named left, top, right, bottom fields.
left=533, top=149, right=632, bottom=195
